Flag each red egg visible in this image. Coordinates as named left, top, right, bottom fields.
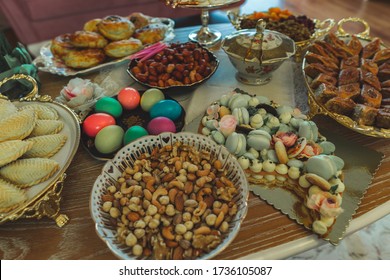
left=83, top=113, right=116, bottom=138
left=117, top=87, right=140, bottom=110
left=147, top=117, right=176, bottom=135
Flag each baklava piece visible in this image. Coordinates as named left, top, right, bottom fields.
left=360, top=84, right=382, bottom=108
left=340, top=55, right=359, bottom=69
left=314, top=83, right=338, bottom=103
left=373, top=49, right=390, bottom=65
left=304, top=63, right=338, bottom=79
left=338, top=67, right=360, bottom=86
left=378, top=69, right=390, bottom=82
left=352, top=104, right=378, bottom=126
left=362, top=38, right=382, bottom=59
left=305, top=52, right=339, bottom=71
left=338, top=83, right=360, bottom=100
left=375, top=107, right=390, bottom=128
left=325, top=97, right=356, bottom=115
left=361, top=70, right=382, bottom=91
left=310, top=73, right=338, bottom=90
left=360, top=58, right=379, bottom=75
left=308, top=43, right=339, bottom=64
left=347, top=35, right=363, bottom=56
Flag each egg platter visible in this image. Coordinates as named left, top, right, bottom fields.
left=80, top=90, right=186, bottom=160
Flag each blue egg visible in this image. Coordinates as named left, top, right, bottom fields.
left=149, top=100, right=182, bottom=121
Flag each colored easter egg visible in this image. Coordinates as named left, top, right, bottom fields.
left=94, top=125, right=124, bottom=154
left=150, top=99, right=182, bottom=121
left=123, top=125, right=148, bottom=145
left=147, top=117, right=176, bottom=135
left=118, top=87, right=140, bottom=110
left=140, top=88, right=165, bottom=112
left=95, top=97, right=123, bottom=118
left=83, top=113, right=116, bottom=138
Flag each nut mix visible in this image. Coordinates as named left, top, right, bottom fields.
left=129, top=42, right=216, bottom=87
left=101, top=141, right=239, bottom=259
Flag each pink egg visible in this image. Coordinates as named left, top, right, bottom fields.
left=117, top=87, right=140, bottom=110
left=147, top=117, right=176, bottom=135
left=83, top=113, right=116, bottom=138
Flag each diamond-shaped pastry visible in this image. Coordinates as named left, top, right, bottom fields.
left=0, top=158, right=60, bottom=188
left=0, top=109, right=37, bottom=142
left=0, top=140, right=33, bottom=167
left=29, top=120, right=64, bottom=137
left=24, top=134, right=67, bottom=158
left=19, top=104, right=59, bottom=120
left=0, top=99, right=18, bottom=120
left=0, top=178, right=27, bottom=213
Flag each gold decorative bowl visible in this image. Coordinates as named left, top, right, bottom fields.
left=228, top=10, right=335, bottom=61
left=303, top=18, right=390, bottom=138
left=0, top=74, right=81, bottom=227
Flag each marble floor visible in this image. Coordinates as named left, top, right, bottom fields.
left=287, top=214, right=390, bottom=260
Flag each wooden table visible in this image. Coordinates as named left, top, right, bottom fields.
left=0, top=23, right=389, bottom=260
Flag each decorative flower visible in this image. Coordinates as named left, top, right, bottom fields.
left=272, top=131, right=297, bottom=147
left=56, top=77, right=106, bottom=116
left=306, top=192, right=343, bottom=218
left=297, top=141, right=322, bottom=159
left=218, top=114, right=237, bottom=137
left=206, top=104, right=220, bottom=120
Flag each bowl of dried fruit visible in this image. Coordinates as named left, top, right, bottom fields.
left=127, top=41, right=219, bottom=90
left=90, top=132, right=249, bottom=260
left=228, top=7, right=335, bottom=61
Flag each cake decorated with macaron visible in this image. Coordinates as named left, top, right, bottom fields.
left=200, top=90, right=345, bottom=236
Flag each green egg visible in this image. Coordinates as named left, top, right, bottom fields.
left=95, top=97, right=123, bottom=118
left=95, top=125, right=124, bottom=154
left=123, top=125, right=148, bottom=145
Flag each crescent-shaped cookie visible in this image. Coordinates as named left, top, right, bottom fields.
left=0, top=140, right=33, bottom=167
left=30, top=120, right=64, bottom=137
left=0, top=99, right=18, bottom=120
left=0, top=178, right=27, bottom=213
left=24, top=134, right=67, bottom=158
left=19, top=104, right=59, bottom=120
left=0, top=109, right=37, bottom=142
left=0, top=158, right=60, bottom=188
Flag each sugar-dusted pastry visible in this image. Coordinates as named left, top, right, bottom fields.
left=362, top=38, right=382, bottom=59
left=0, top=140, right=33, bottom=167
left=128, top=12, right=150, bottom=30
left=352, top=104, right=378, bottom=126
left=0, top=99, right=18, bottom=120
left=104, top=38, right=143, bottom=58
left=0, top=109, right=36, bottom=142
left=19, top=103, right=59, bottom=120
left=0, top=158, right=60, bottom=188
left=97, top=15, right=135, bottom=41
left=23, top=134, right=67, bottom=158
left=0, top=178, right=27, bottom=213
left=30, top=119, right=64, bottom=137
left=133, top=23, right=167, bottom=45
left=62, top=48, right=106, bottom=69
left=70, top=31, right=108, bottom=49
left=83, top=18, right=102, bottom=33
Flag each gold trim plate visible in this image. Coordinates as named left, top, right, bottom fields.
left=0, top=78, right=81, bottom=226
left=303, top=18, right=390, bottom=138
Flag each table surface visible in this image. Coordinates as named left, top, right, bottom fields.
left=1, top=22, right=390, bottom=260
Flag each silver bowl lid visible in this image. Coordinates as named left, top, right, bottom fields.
left=222, top=19, right=296, bottom=64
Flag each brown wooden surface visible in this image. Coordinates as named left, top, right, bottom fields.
left=1, top=0, right=390, bottom=260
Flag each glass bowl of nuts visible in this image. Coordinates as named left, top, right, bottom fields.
left=127, top=42, right=219, bottom=90
left=90, top=132, right=249, bottom=259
